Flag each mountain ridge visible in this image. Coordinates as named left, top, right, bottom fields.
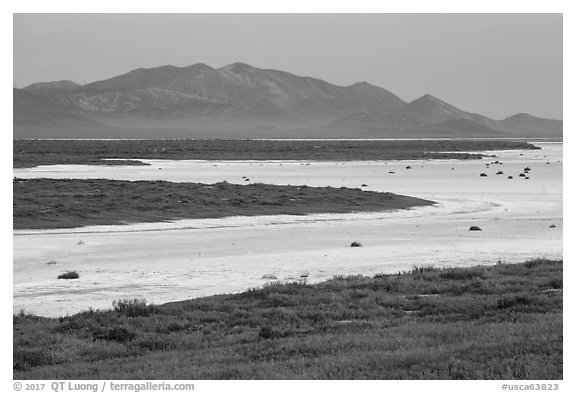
left=14, top=62, right=562, bottom=139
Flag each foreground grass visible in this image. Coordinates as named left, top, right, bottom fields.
left=13, top=139, right=539, bottom=168
left=13, top=178, right=433, bottom=230
left=13, top=259, right=562, bottom=379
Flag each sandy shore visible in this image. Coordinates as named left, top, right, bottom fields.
left=13, top=143, right=562, bottom=316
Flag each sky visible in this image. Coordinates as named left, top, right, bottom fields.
left=13, top=13, right=563, bottom=120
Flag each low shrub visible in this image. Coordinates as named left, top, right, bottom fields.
left=546, top=279, right=563, bottom=290
left=136, top=336, right=172, bottom=351
left=496, top=295, right=535, bottom=310
left=13, top=348, right=54, bottom=371
left=440, top=268, right=486, bottom=281
left=411, top=265, right=437, bottom=274
left=94, top=327, right=136, bottom=343
left=259, top=326, right=280, bottom=339
left=58, top=271, right=79, bottom=279
left=350, top=241, right=362, bottom=247
left=166, top=321, right=190, bottom=333
left=54, top=318, right=91, bottom=333
left=524, top=259, right=550, bottom=269
left=112, top=299, right=156, bottom=317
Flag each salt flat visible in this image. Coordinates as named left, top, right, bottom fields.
left=13, top=143, right=562, bottom=316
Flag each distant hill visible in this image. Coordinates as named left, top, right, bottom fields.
left=499, top=113, right=563, bottom=138
left=23, top=80, right=81, bottom=93
left=13, top=89, right=102, bottom=127
left=405, top=118, right=507, bottom=138
left=13, top=62, right=562, bottom=139
left=328, top=93, right=561, bottom=138
left=327, top=111, right=424, bottom=131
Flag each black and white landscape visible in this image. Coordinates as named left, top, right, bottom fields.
left=13, top=13, right=563, bottom=381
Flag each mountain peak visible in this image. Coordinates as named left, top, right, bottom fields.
left=505, top=112, right=535, bottom=120
left=220, top=62, right=257, bottom=72
left=414, top=93, right=444, bottom=103
left=395, top=93, right=472, bottom=126
left=185, top=63, right=214, bottom=71
left=347, top=81, right=377, bottom=89
left=408, top=94, right=462, bottom=111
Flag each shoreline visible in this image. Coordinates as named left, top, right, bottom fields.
left=13, top=143, right=562, bottom=317
left=14, top=255, right=563, bottom=319
left=13, top=205, right=442, bottom=236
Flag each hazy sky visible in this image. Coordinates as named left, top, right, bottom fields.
left=13, top=13, right=562, bottom=119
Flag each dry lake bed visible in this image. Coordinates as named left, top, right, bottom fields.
left=13, top=142, right=562, bottom=316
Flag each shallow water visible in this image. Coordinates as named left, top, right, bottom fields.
left=13, top=143, right=563, bottom=316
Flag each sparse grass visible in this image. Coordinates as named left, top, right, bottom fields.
left=411, top=265, right=438, bottom=274
left=13, top=260, right=562, bottom=380
left=13, top=139, right=540, bottom=168
left=13, top=179, right=434, bottom=230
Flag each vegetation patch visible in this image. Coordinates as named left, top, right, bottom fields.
left=13, top=178, right=434, bottom=230
left=13, top=259, right=562, bottom=379
left=13, top=139, right=539, bottom=168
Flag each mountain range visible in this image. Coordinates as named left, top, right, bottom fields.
left=13, top=62, right=562, bottom=139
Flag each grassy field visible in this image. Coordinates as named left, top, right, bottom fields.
left=13, top=139, right=539, bottom=168
left=13, top=259, right=562, bottom=379
left=13, top=178, right=433, bottom=229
